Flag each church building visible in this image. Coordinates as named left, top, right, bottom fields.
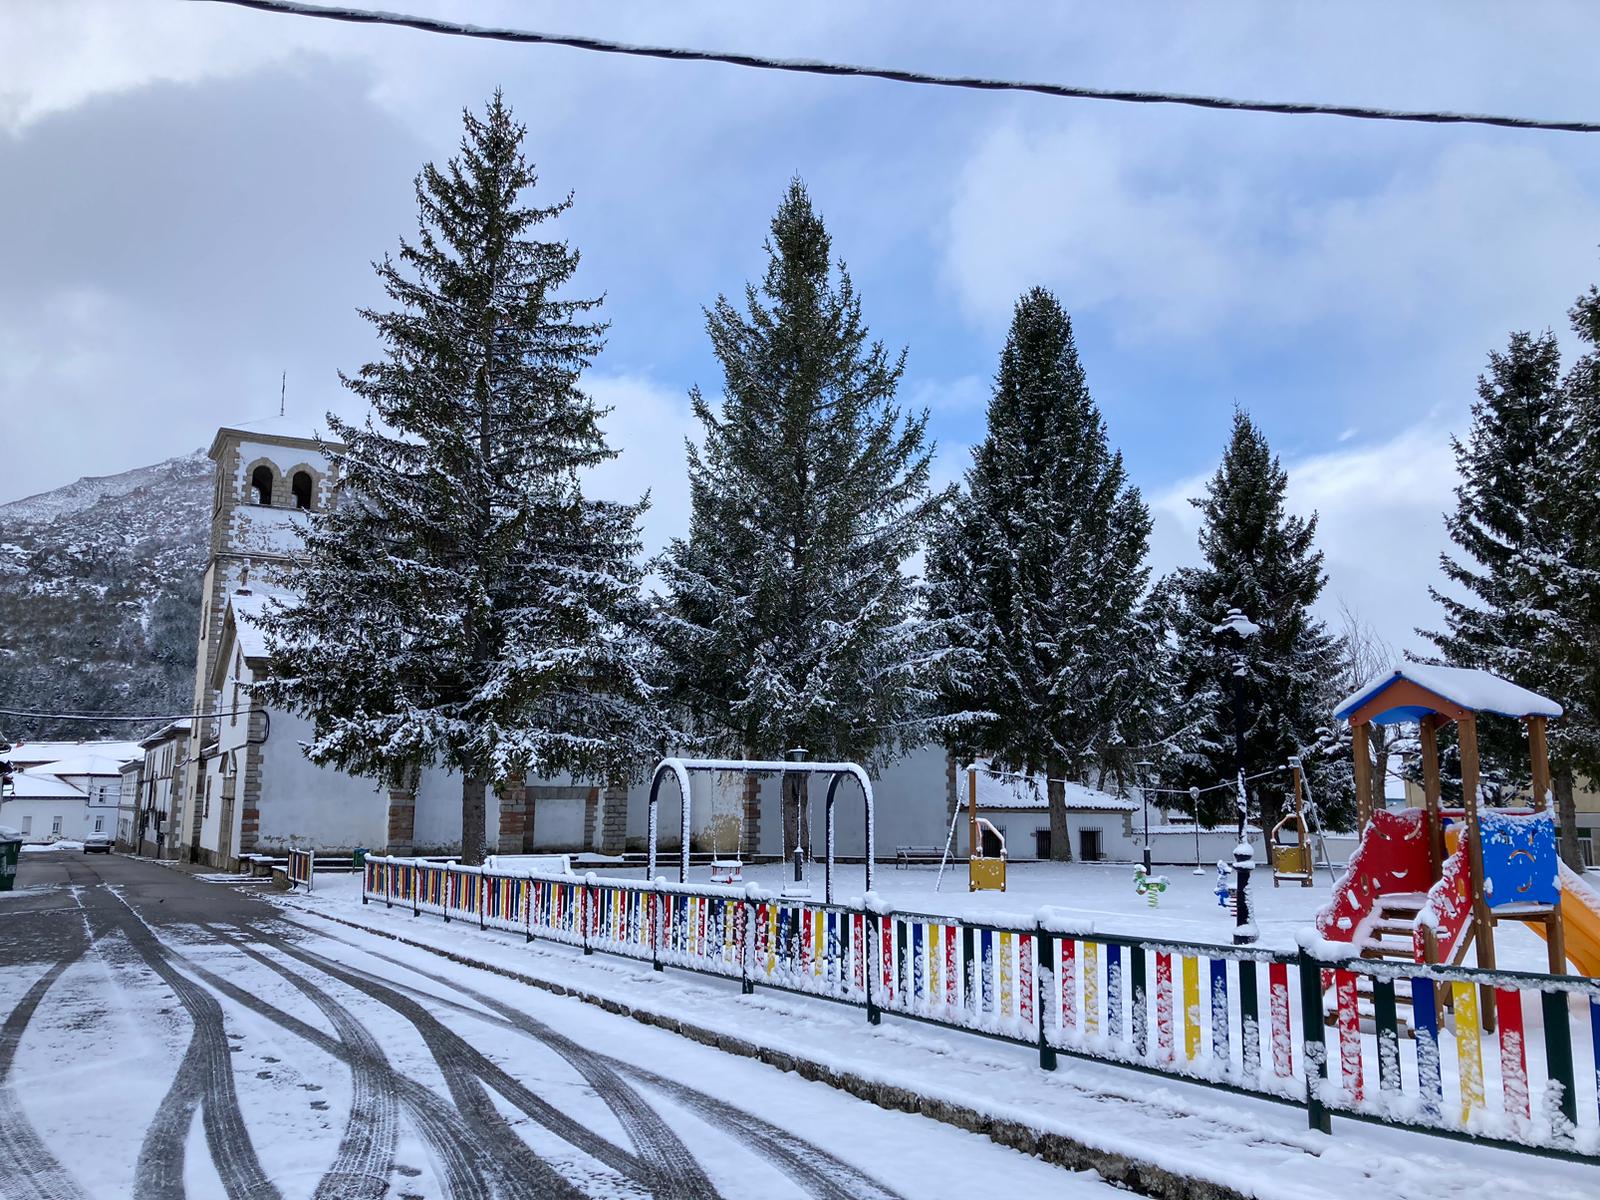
left=177, top=419, right=1138, bottom=871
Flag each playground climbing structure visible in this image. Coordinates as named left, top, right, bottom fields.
left=1315, top=664, right=1593, bottom=1035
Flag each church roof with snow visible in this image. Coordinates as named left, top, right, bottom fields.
left=1335, top=664, right=1562, bottom=726
left=229, top=590, right=280, bottom=663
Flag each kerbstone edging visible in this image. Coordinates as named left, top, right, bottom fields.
left=291, top=906, right=1253, bottom=1200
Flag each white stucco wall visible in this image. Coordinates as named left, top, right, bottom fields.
left=252, top=707, right=392, bottom=852
left=0, top=798, right=83, bottom=842
left=410, top=764, right=496, bottom=854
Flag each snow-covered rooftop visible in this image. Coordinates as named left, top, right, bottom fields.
left=230, top=590, right=280, bottom=662
left=209, top=414, right=340, bottom=457
left=30, top=754, right=133, bottom=778
left=6, top=769, right=88, bottom=799
left=1336, top=664, right=1562, bottom=725
left=7, top=740, right=143, bottom=766
left=961, top=762, right=1138, bottom=812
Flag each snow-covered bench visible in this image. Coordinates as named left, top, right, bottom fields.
left=480, top=853, right=574, bottom=876
left=895, top=845, right=944, bottom=869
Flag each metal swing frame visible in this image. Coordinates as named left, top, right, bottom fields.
left=646, top=757, right=876, bottom=902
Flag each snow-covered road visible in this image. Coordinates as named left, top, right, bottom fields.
left=0, top=852, right=1111, bottom=1199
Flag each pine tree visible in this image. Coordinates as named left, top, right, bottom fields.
left=927, top=288, right=1156, bottom=859
left=254, top=94, right=669, bottom=864
left=1169, top=410, right=1342, bottom=828
left=1427, top=294, right=1600, bottom=867
left=1552, top=285, right=1600, bottom=864
left=655, top=180, right=951, bottom=852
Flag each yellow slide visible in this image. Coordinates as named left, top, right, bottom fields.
left=1530, top=864, right=1600, bottom=978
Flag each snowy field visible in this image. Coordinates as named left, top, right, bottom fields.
left=591, top=857, right=1574, bottom=971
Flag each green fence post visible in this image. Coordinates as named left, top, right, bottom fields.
left=1373, top=976, right=1401, bottom=1094
left=1131, top=940, right=1148, bottom=1057
left=1238, top=958, right=1260, bottom=1080
left=1541, top=987, right=1578, bottom=1132
left=1296, top=946, right=1332, bottom=1135
left=653, top=886, right=665, bottom=973
left=582, top=879, right=593, bottom=955
left=866, top=909, right=882, bottom=1026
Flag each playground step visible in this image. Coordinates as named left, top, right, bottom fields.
left=1369, top=918, right=1417, bottom=935
left=1355, top=936, right=1417, bottom=960
left=1373, top=891, right=1427, bottom=907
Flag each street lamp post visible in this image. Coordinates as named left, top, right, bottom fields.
left=1214, top=607, right=1260, bottom=946
left=1135, top=760, right=1154, bottom=873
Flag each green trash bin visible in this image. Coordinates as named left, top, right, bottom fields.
left=0, top=829, right=22, bottom=893
left=353, top=847, right=368, bottom=871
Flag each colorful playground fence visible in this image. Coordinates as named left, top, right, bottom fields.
left=286, top=846, right=314, bottom=892
left=362, top=854, right=1600, bottom=1161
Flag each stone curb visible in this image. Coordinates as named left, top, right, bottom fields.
left=287, top=904, right=1253, bottom=1200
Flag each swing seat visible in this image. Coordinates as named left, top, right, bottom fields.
left=709, top=859, right=743, bottom=885
left=1271, top=843, right=1313, bottom=877
left=1270, top=811, right=1314, bottom=887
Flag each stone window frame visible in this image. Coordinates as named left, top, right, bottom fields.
left=285, top=463, right=321, bottom=511
left=243, top=458, right=281, bottom=507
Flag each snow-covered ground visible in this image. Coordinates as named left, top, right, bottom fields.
left=602, top=857, right=1572, bottom=971
left=286, top=866, right=1599, bottom=1199
left=0, top=852, right=1127, bottom=1199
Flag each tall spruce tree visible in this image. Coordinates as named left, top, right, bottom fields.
left=927, top=288, right=1156, bottom=860
left=255, top=94, right=668, bottom=864
left=1426, top=298, right=1600, bottom=867
left=1552, top=285, right=1600, bottom=865
left=655, top=180, right=950, bottom=853
left=1169, top=410, right=1341, bottom=827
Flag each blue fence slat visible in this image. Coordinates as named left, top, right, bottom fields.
left=1411, top=975, right=1442, bottom=1121
left=1210, top=958, right=1230, bottom=1069
left=1106, top=943, right=1124, bottom=1042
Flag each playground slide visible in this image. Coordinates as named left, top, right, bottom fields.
left=1528, top=864, right=1600, bottom=977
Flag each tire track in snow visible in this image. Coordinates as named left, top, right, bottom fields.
left=278, top=936, right=720, bottom=1200
left=214, top=932, right=397, bottom=1200
left=172, top=953, right=492, bottom=1200
left=69, top=874, right=279, bottom=1200
left=297, top=928, right=908, bottom=1200
left=248, top=931, right=596, bottom=1200
left=0, top=953, right=90, bottom=1200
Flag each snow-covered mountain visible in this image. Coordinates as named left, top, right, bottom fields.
left=0, top=451, right=212, bottom=741
left=0, top=453, right=211, bottom=526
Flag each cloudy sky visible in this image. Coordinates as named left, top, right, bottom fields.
left=3, top=1, right=1598, bottom=652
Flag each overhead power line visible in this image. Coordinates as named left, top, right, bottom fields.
left=197, top=0, right=1600, bottom=135
left=0, top=707, right=252, bottom=724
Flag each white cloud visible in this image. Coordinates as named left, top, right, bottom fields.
left=943, top=122, right=1600, bottom=350
left=584, top=373, right=698, bottom=558
left=1149, top=423, right=1459, bottom=655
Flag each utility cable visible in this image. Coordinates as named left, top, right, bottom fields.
left=195, top=0, right=1600, bottom=135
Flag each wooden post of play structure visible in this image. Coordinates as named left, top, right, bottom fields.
left=1351, top=721, right=1372, bottom=834
left=1528, top=716, right=1552, bottom=811
left=1526, top=714, right=1567, bottom=974
left=1457, top=713, right=1497, bottom=1031
left=1418, top=714, right=1445, bottom=884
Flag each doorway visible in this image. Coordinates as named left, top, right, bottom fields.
left=1078, top=827, right=1103, bottom=862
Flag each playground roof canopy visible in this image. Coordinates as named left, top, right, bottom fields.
left=1336, top=663, right=1562, bottom=726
